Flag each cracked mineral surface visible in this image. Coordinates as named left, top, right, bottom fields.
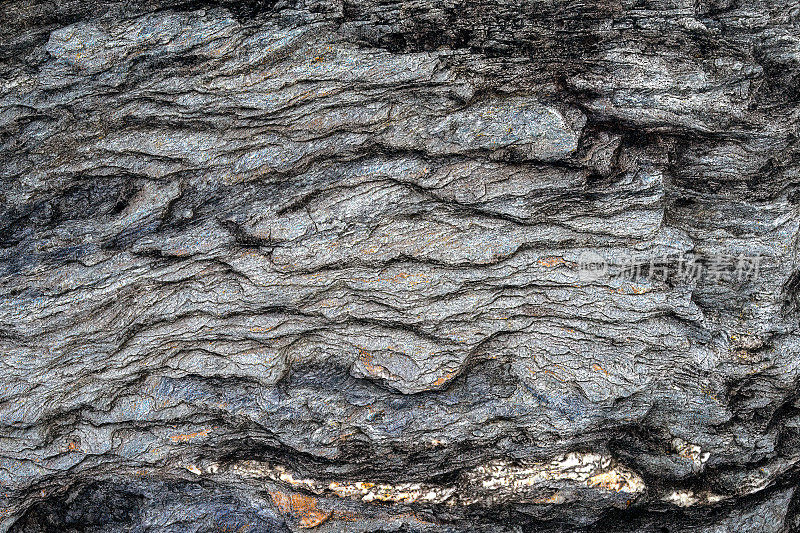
left=1, top=0, right=800, bottom=531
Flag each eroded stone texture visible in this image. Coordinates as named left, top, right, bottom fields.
left=1, top=0, right=799, bottom=531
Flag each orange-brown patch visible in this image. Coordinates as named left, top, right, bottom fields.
left=537, top=256, right=565, bottom=268
left=269, top=491, right=331, bottom=529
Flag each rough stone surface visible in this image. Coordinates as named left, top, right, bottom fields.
left=1, top=0, right=799, bottom=531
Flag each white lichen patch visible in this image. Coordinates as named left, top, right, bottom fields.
left=463, top=452, right=645, bottom=496
left=184, top=464, right=202, bottom=476
left=225, top=452, right=644, bottom=507
left=671, top=437, right=710, bottom=469
left=663, top=489, right=725, bottom=507
left=231, top=461, right=317, bottom=491
left=328, top=480, right=457, bottom=504
left=228, top=461, right=456, bottom=504
left=664, top=489, right=697, bottom=507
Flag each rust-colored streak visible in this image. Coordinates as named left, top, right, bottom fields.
left=432, top=370, right=458, bottom=387
left=169, top=429, right=209, bottom=443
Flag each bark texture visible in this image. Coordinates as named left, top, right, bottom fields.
left=1, top=0, right=800, bottom=531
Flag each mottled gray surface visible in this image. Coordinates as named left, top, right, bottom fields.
left=1, top=0, right=799, bottom=531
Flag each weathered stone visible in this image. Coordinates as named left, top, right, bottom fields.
left=1, top=0, right=799, bottom=531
